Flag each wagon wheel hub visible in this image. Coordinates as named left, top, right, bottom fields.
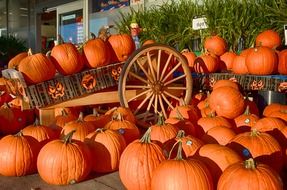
left=151, top=82, right=163, bottom=94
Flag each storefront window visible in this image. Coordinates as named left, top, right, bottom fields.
left=0, top=0, right=7, bottom=36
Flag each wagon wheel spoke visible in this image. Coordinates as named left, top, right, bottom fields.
left=126, top=85, right=150, bottom=89
left=129, top=71, right=149, bottom=84
left=161, top=93, right=175, bottom=110
left=158, top=95, right=168, bottom=119
left=162, top=61, right=182, bottom=83
left=136, top=59, right=154, bottom=83
left=127, top=89, right=152, bottom=103
left=144, top=94, right=155, bottom=121
left=163, top=91, right=181, bottom=102
left=159, top=53, right=173, bottom=81
left=156, top=49, right=162, bottom=80
left=147, top=52, right=157, bottom=81
left=164, top=74, right=186, bottom=86
left=166, top=86, right=187, bottom=90
left=134, top=91, right=153, bottom=115
left=154, top=94, right=159, bottom=116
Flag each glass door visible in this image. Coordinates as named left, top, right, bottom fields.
left=56, top=0, right=87, bottom=46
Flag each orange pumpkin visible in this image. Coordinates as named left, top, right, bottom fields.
left=0, top=131, right=41, bottom=176
left=219, top=51, right=236, bottom=71
left=245, top=46, right=278, bottom=75
left=193, top=53, right=219, bottom=73
left=232, top=55, right=249, bottom=74
left=202, top=126, right=236, bottom=146
left=255, top=29, right=281, bottom=49
left=209, top=86, right=245, bottom=119
left=8, top=52, right=28, bottom=69
left=18, top=49, right=56, bottom=84
left=181, top=49, right=197, bottom=71
left=83, top=38, right=111, bottom=68
left=105, top=106, right=136, bottom=124
left=263, top=103, right=287, bottom=117
left=84, top=108, right=111, bottom=129
left=234, top=105, right=259, bottom=132
left=278, top=49, right=287, bottom=75
left=218, top=158, right=283, bottom=190
left=212, top=79, right=240, bottom=91
left=204, top=35, right=227, bottom=56
left=119, top=128, right=165, bottom=190
left=37, top=130, right=91, bottom=185
left=60, top=112, right=95, bottom=142
left=108, top=34, right=135, bottom=63
left=50, top=43, right=84, bottom=75
left=85, top=128, right=126, bottom=173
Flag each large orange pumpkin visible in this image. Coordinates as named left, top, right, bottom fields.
left=18, top=49, right=56, bottom=84
left=108, top=34, right=135, bottom=63
left=209, top=86, right=245, bottom=119
left=204, top=35, right=227, bottom=56
left=83, top=38, right=111, bottom=68
left=151, top=141, right=214, bottom=190
left=0, top=131, right=41, bottom=176
left=255, top=29, right=281, bottom=49
left=50, top=43, right=84, bottom=75
left=212, top=79, right=240, bottom=91
left=37, top=130, right=91, bottom=185
left=245, top=46, right=278, bottom=75
left=119, top=128, right=166, bottom=190
left=193, top=53, right=219, bottom=73
left=85, top=128, right=126, bottom=173
left=218, top=158, right=283, bottom=190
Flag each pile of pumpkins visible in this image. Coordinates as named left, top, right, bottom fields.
left=7, top=33, right=136, bottom=85
left=182, top=29, right=287, bottom=75
left=0, top=79, right=286, bottom=190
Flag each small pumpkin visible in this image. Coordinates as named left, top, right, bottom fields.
left=84, top=108, right=111, bottom=129
left=201, top=126, right=236, bottom=146
left=193, top=53, right=219, bottom=73
left=204, top=35, right=227, bottom=56
left=219, top=51, right=236, bottom=71
left=8, top=52, right=28, bottom=69
left=255, top=29, right=281, bottom=49
left=234, top=105, right=259, bottom=133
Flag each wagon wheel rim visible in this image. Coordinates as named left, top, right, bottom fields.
left=118, top=43, right=192, bottom=127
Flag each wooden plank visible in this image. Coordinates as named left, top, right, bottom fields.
left=39, top=109, right=55, bottom=126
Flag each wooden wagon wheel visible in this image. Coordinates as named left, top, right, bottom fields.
left=118, top=43, right=192, bottom=126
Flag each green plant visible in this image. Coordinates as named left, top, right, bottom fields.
left=0, top=35, right=27, bottom=68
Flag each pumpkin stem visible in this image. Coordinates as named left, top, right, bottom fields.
left=92, top=108, right=100, bottom=117
left=180, top=49, right=190, bottom=54
left=27, top=48, right=33, bottom=56
left=63, top=130, right=76, bottom=144
left=156, top=113, right=165, bottom=126
left=95, top=128, right=106, bottom=133
left=3, top=102, right=10, bottom=108
left=113, top=112, right=124, bottom=121
left=175, top=108, right=184, bottom=120
left=250, top=128, right=260, bottom=136
left=139, top=127, right=152, bottom=144
left=90, top=32, right=96, bottom=40
left=169, top=140, right=184, bottom=160
left=77, top=112, right=84, bottom=122
left=14, top=130, right=24, bottom=137
left=244, top=158, right=256, bottom=169
left=244, top=105, right=251, bottom=115
left=33, top=118, right=40, bottom=126
left=61, top=109, right=68, bottom=117
left=176, top=130, right=186, bottom=139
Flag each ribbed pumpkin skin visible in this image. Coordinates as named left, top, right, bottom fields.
left=212, top=79, right=239, bottom=91
left=255, top=29, right=281, bottom=49
left=18, top=53, right=56, bottom=84
left=8, top=52, right=28, bottom=69
left=202, top=126, right=236, bottom=146
left=108, top=34, right=135, bottom=63
left=151, top=158, right=214, bottom=190
left=150, top=122, right=178, bottom=145
left=245, top=46, right=278, bottom=75
left=204, top=35, right=227, bottom=56
left=197, top=115, right=233, bottom=133
left=219, top=51, right=236, bottom=71
left=217, top=160, right=283, bottom=190
left=252, top=117, right=286, bottom=132
left=193, top=53, right=219, bottom=73
left=229, top=130, right=283, bottom=172
left=85, top=129, right=126, bottom=173
left=50, top=43, right=84, bottom=75
left=197, top=144, right=242, bottom=184
left=37, top=139, right=91, bottom=185
left=0, top=134, right=40, bottom=176
left=278, top=49, right=287, bottom=75
left=119, top=139, right=165, bottom=190
left=232, top=55, right=249, bottom=74
left=209, top=86, right=245, bottom=119
left=83, top=38, right=111, bottom=68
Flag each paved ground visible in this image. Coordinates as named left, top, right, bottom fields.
left=0, top=172, right=125, bottom=190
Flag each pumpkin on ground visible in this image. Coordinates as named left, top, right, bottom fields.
left=60, top=112, right=95, bottom=142
left=201, top=126, right=236, bottom=146
left=217, top=158, right=283, bottom=190
left=105, top=107, right=136, bottom=124
left=234, top=105, right=259, bottom=133
left=0, top=131, right=41, bottom=176
left=50, top=43, right=84, bottom=75
left=151, top=140, right=214, bottom=190
left=84, top=108, right=111, bottom=129
left=119, top=128, right=165, bottom=190
left=85, top=128, right=126, bottom=173
left=37, top=130, right=91, bottom=185
left=18, top=49, right=56, bottom=84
